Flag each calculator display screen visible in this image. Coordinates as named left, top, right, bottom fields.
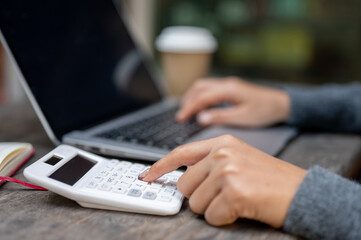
left=49, top=155, right=96, bottom=185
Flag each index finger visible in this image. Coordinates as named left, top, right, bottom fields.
left=176, top=87, right=231, bottom=123
left=139, top=139, right=214, bottom=182
left=181, top=78, right=220, bottom=106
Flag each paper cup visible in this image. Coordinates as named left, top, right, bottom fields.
left=156, top=26, right=217, bottom=97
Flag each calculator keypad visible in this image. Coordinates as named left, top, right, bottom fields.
left=86, top=160, right=182, bottom=202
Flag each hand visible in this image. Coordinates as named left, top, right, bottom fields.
left=176, top=77, right=291, bottom=128
left=140, top=135, right=306, bottom=228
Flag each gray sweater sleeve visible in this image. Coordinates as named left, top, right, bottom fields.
left=283, top=166, right=361, bottom=240
left=285, top=82, right=361, bottom=133
left=280, top=83, right=361, bottom=238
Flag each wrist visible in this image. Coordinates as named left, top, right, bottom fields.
left=277, top=166, right=307, bottom=228
left=273, top=89, right=291, bottom=123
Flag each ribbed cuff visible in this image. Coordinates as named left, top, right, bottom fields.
left=284, top=83, right=361, bottom=132
left=283, top=166, right=361, bottom=240
left=285, top=87, right=339, bottom=128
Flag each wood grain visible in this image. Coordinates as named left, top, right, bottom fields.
left=0, top=98, right=360, bottom=240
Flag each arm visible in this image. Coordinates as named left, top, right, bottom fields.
left=140, top=136, right=361, bottom=239
left=286, top=82, right=361, bottom=133
left=284, top=166, right=361, bottom=240
left=176, top=77, right=361, bottom=133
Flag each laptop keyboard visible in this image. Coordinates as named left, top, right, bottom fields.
left=95, top=107, right=203, bottom=150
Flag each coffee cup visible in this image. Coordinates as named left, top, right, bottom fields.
left=156, top=26, right=217, bottom=97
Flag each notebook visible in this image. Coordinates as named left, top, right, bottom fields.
left=0, top=0, right=297, bottom=161
left=0, top=142, right=34, bottom=186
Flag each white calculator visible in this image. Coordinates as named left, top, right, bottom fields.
left=23, top=145, right=184, bottom=215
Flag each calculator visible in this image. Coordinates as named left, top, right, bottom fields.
left=23, top=145, right=184, bottom=215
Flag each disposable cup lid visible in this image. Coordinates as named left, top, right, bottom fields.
left=156, top=26, right=218, bottom=53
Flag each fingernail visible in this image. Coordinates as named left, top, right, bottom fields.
left=138, top=168, right=150, bottom=181
left=197, top=112, right=212, bottom=124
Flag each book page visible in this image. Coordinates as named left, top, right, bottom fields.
left=0, top=142, right=31, bottom=167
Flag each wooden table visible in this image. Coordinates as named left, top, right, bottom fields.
left=1, top=98, right=361, bottom=240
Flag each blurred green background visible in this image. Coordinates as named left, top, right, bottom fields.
left=153, top=0, right=361, bottom=84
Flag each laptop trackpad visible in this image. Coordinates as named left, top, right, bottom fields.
left=187, top=126, right=297, bottom=156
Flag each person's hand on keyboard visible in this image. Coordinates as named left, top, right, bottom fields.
left=139, top=135, right=306, bottom=228
left=175, top=77, right=290, bottom=128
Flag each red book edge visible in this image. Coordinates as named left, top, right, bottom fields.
left=0, top=147, right=35, bottom=187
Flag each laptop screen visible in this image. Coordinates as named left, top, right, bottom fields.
left=0, top=0, right=163, bottom=140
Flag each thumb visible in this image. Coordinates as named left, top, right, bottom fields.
left=197, top=108, right=241, bottom=126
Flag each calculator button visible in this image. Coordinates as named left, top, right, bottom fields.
left=166, top=171, right=183, bottom=178
left=104, top=166, right=114, bottom=172
left=119, top=161, right=132, bottom=167
left=107, top=159, right=120, bottom=167
left=133, top=183, right=147, bottom=191
left=150, top=182, right=163, bottom=188
left=134, top=179, right=148, bottom=185
left=115, top=166, right=127, bottom=173
left=113, top=186, right=127, bottom=194
left=143, top=191, right=157, bottom=200
left=86, top=181, right=98, bottom=189
left=110, top=172, right=121, bottom=178
left=98, top=184, right=112, bottom=191
left=162, top=188, right=175, bottom=196
left=157, top=176, right=168, bottom=183
left=164, top=184, right=177, bottom=190
left=158, top=195, right=172, bottom=202
left=93, top=176, right=104, bottom=183
left=98, top=170, right=109, bottom=177
left=128, top=169, right=140, bottom=176
left=147, top=187, right=161, bottom=193
left=119, top=181, right=131, bottom=188
left=123, top=175, right=136, bottom=182
left=127, top=188, right=142, bottom=197
left=105, top=177, right=118, bottom=185
left=130, top=164, right=144, bottom=171
left=168, top=177, right=179, bottom=185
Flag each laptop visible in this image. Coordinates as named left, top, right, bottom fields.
left=0, top=0, right=297, bottom=161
